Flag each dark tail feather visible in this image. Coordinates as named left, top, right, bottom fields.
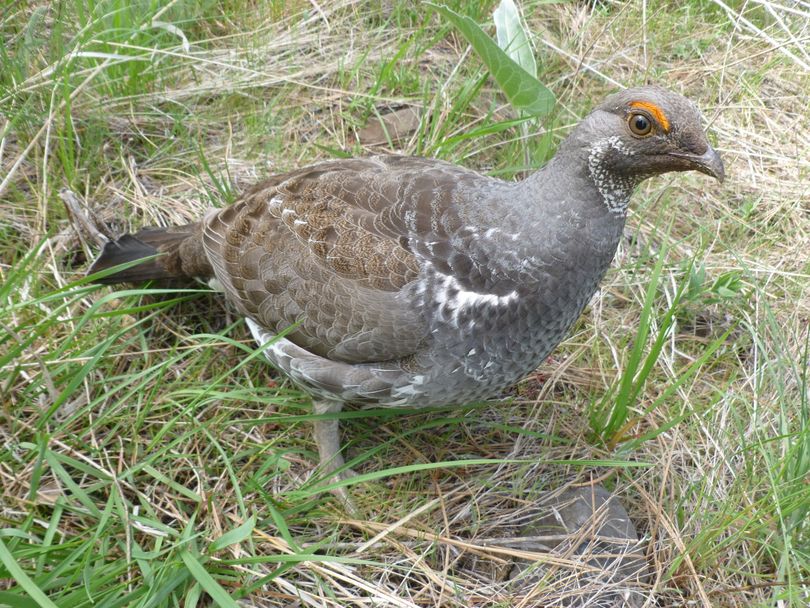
left=88, top=224, right=211, bottom=285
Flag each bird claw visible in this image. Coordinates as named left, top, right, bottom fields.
left=323, top=469, right=361, bottom=517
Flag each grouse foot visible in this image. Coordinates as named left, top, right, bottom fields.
left=312, top=400, right=358, bottom=514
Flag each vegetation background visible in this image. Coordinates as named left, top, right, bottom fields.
left=1, top=0, right=808, bottom=606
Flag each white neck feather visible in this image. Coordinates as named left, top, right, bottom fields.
left=587, top=136, right=637, bottom=216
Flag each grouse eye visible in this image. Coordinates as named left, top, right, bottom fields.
left=628, top=112, right=653, bottom=136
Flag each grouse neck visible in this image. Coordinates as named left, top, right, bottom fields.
left=523, top=145, right=632, bottom=222
left=524, top=119, right=643, bottom=220
left=509, top=137, right=630, bottom=268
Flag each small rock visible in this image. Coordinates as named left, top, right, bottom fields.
left=356, top=107, right=420, bottom=147
left=508, top=485, right=650, bottom=606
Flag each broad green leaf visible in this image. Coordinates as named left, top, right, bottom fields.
left=493, top=0, right=536, bottom=78
left=428, top=3, right=554, bottom=117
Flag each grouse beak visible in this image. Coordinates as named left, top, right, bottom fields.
left=670, top=145, right=725, bottom=183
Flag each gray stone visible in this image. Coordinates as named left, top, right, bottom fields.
left=507, top=486, right=649, bottom=607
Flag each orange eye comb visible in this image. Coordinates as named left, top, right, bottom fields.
left=630, top=101, right=670, bottom=132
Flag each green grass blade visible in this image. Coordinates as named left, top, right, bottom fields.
left=178, top=551, right=239, bottom=608
left=613, top=244, right=669, bottom=414
left=0, top=538, right=59, bottom=608
left=297, top=457, right=650, bottom=497
left=208, top=516, right=256, bottom=553
left=0, top=591, right=41, bottom=608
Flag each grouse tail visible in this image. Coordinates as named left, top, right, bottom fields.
left=87, top=224, right=213, bottom=285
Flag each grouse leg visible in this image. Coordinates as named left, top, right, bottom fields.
left=312, top=399, right=356, bottom=512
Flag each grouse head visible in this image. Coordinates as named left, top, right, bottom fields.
left=571, top=86, right=725, bottom=215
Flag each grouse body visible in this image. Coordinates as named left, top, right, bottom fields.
left=89, top=86, right=724, bottom=493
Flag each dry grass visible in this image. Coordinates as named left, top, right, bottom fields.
left=1, top=1, right=809, bottom=606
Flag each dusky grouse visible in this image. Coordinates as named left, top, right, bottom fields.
left=88, top=86, right=724, bottom=501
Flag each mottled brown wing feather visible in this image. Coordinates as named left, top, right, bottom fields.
left=201, top=155, right=478, bottom=364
